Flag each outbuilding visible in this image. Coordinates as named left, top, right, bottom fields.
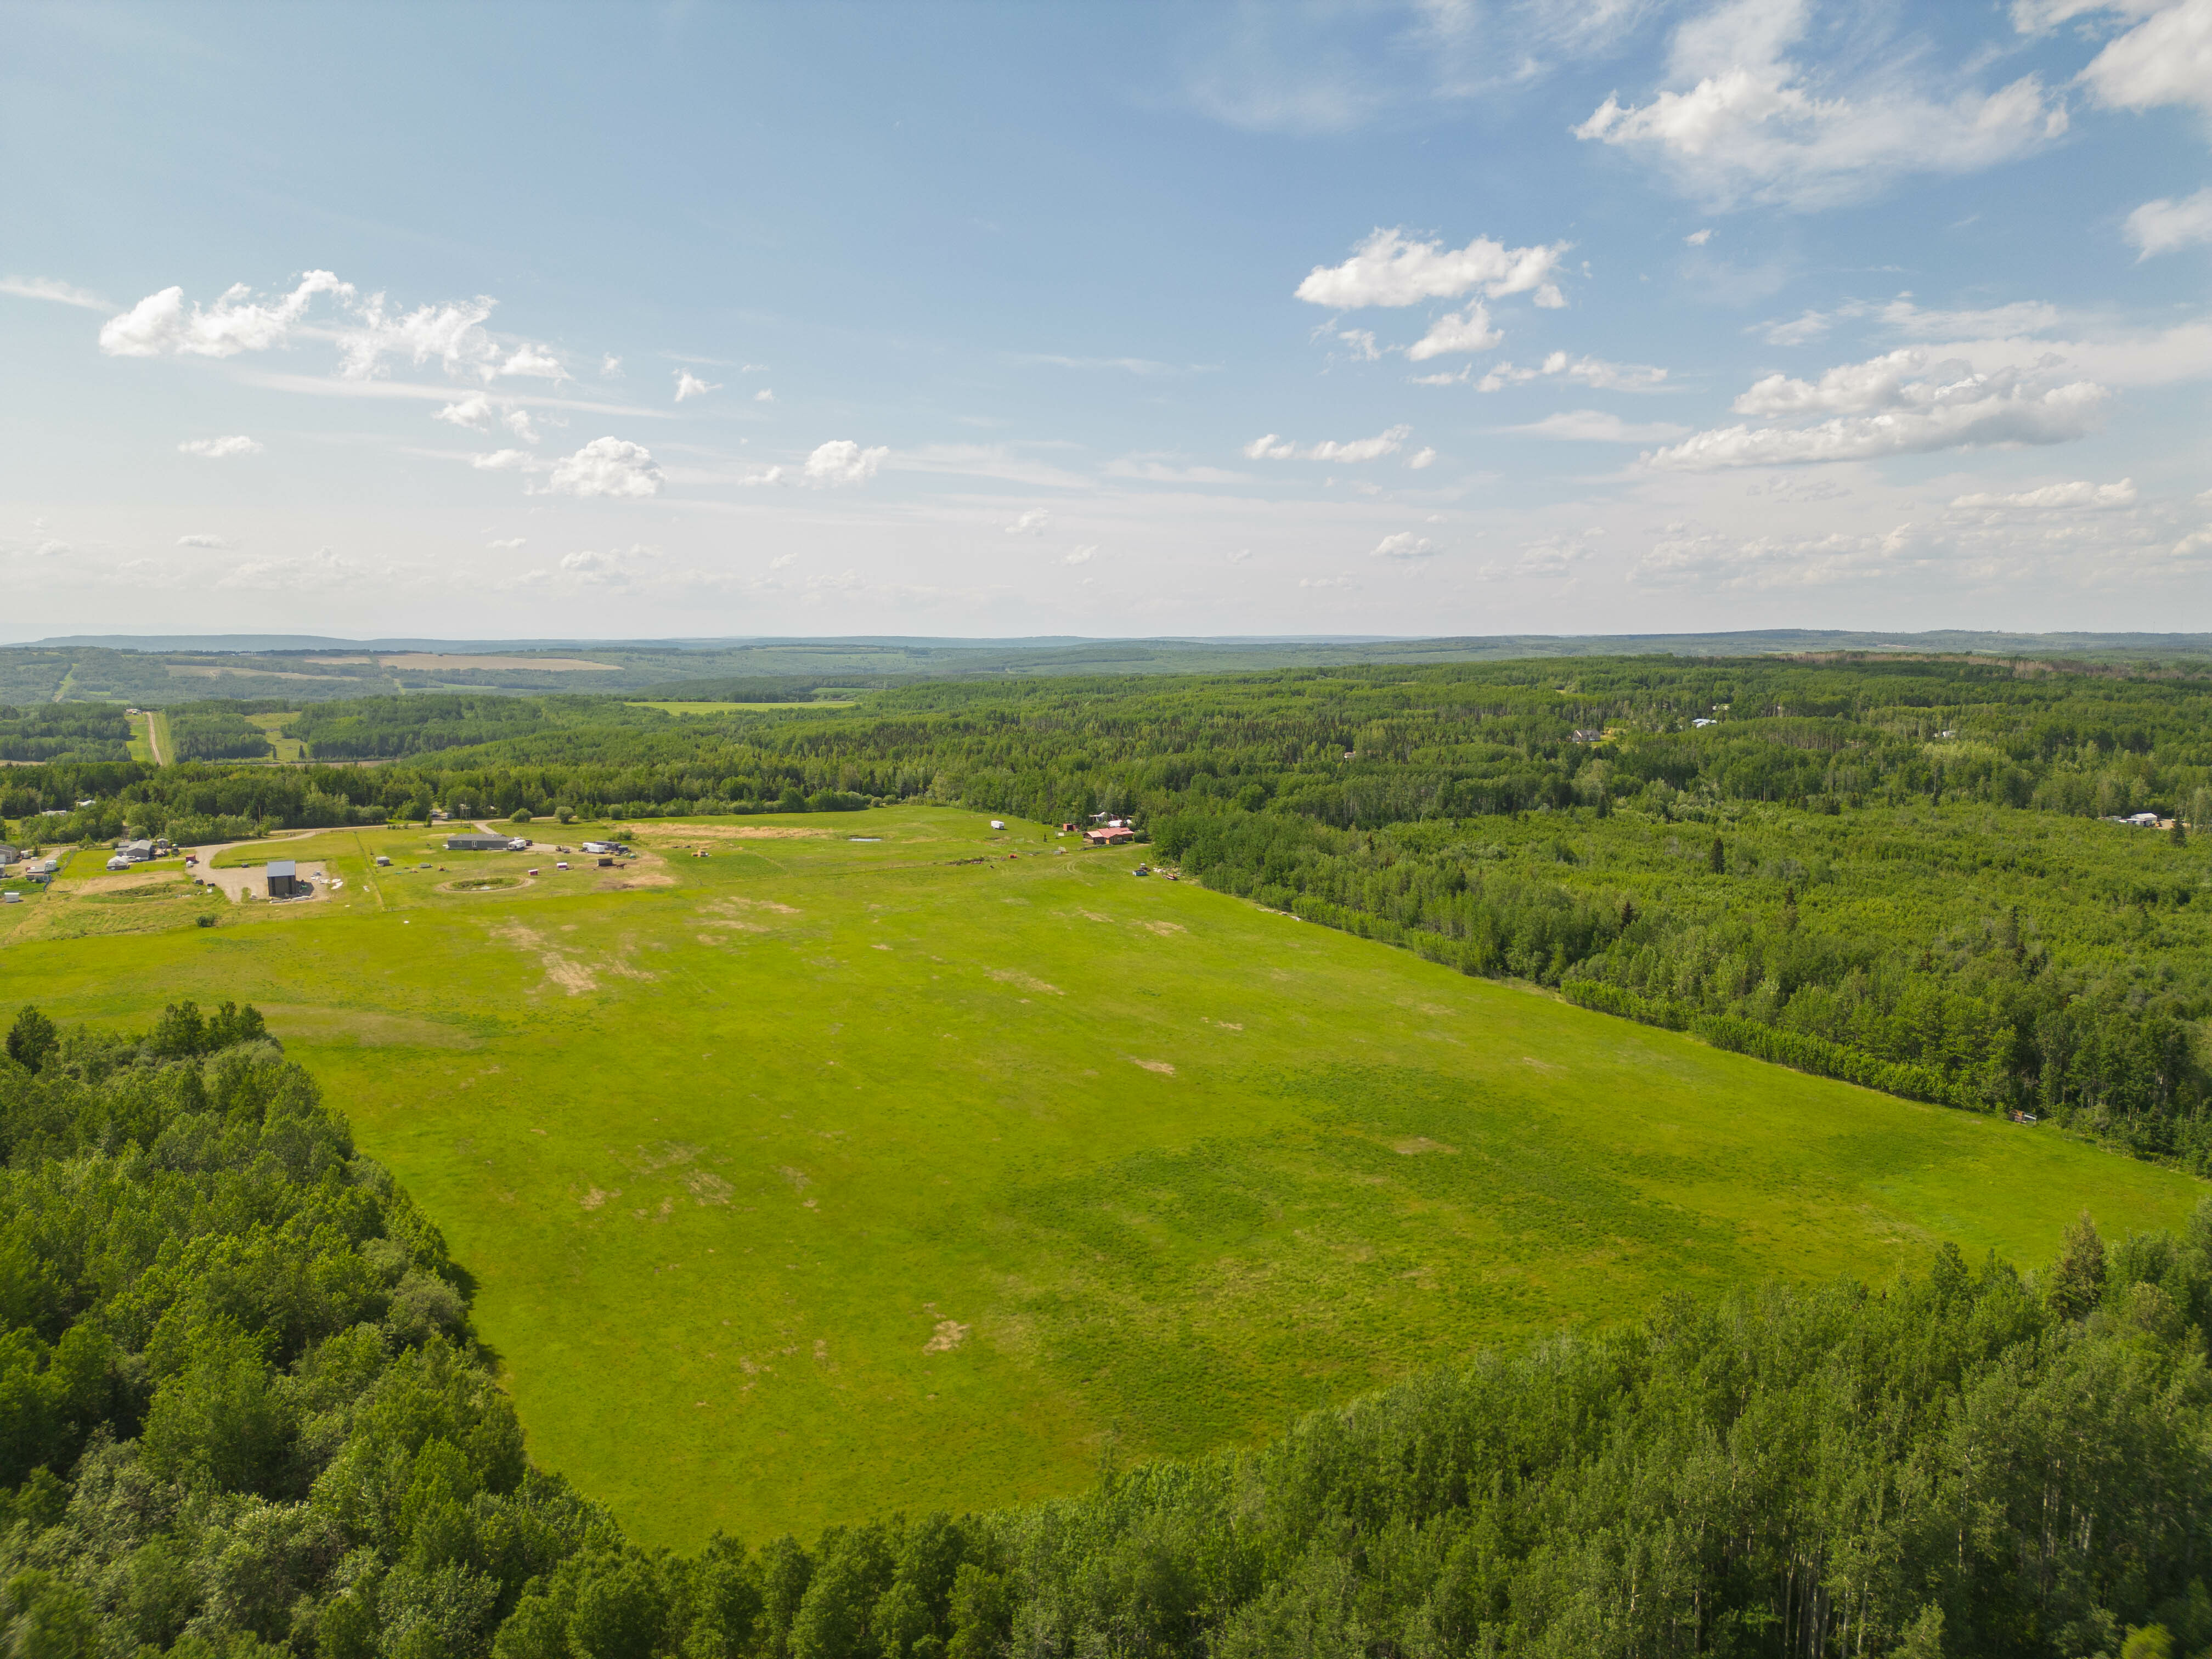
left=1084, top=825, right=1136, bottom=847
left=266, top=859, right=305, bottom=899
left=445, top=833, right=512, bottom=851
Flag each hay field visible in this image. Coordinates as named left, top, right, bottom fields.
left=0, top=806, right=2197, bottom=1548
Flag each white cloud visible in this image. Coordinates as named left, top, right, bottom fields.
left=1647, top=351, right=2108, bottom=469
left=802, top=439, right=889, bottom=486
left=1516, top=410, right=1692, bottom=442
left=1064, top=545, right=1096, bottom=565
left=2, top=275, right=108, bottom=309
left=217, top=547, right=362, bottom=590
left=1336, top=329, right=1382, bottom=360
left=1295, top=228, right=1570, bottom=309
left=1227, top=548, right=1254, bottom=563
left=754, top=388, right=776, bottom=403
left=471, top=449, right=539, bottom=472
left=489, top=537, right=527, bottom=550
left=504, top=409, right=540, bottom=444
left=1575, top=0, right=2067, bottom=208
left=496, top=345, right=566, bottom=381
left=602, top=355, right=624, bottom=377
left=100, top=269, right=573, bottom=386
left=103, top=270, right=353, bottom=358
left=33, top=540, right=71, bottom=558
left=1243, top=424, right=1410, bottom=461
left=1298, top=575, right=1355, bottom=588
left=1372, top=532, right=1437, bottom=559
left=1406, top=304, right=1503, bottom=361
left=675, top=370, right=720, bottom=402
left=1464, top=349, right=1672, bottom=392
left=1005, top=510, right=1050, bottom=535
left=1103, top=455, right=1259, bottom=483
left=1633, top=524, right=1912, bottom=589
left=434, top=393, right=494, bottom=430
left=1950, top=478, right=2138, bottom=509
left=1685, top=228, right=1714, bottom=245
left=2076, top=0, right=2212, bottom=114
left=2126, top=187, right=2212, bottom=258
left=1407, top=447, right=1438, bottom=470
left=177, top=435, right=263, bottom=459
left=176, top=533, right=231, bottom=549
left=545, top=437, right=662, bottom=498
left=336, top=294, right=498, bottom=379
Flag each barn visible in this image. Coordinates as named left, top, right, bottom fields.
left=265, top=859, right=306, bottom=899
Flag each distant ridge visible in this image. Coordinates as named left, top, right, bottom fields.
left=22, top=629, right=2212, bottom=656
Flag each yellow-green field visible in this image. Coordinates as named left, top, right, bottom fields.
left=0, top=806, right=2197, bottom=1549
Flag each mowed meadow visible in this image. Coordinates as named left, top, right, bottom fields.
left=0, top=805, right=2198, bottom=1547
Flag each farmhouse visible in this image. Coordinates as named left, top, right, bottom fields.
left=265, top=859, right=306, bottom=899
left=446, top=833, right=512, bottom=851
left=1084, top=825, right=1136, bottom=847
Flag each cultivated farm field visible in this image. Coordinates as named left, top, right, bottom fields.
left=0, top=805, right=2197, bottom=1548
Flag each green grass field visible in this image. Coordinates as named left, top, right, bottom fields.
left=0, top=806, right=2199, bottom=1548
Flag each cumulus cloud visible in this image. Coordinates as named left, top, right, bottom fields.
left=1372, top=532, right=1437, bottom=559
left=675, top=370, right=720, bottom=402
left=434, top=394, right=493, bottom=430
left=1575, top=0, right=2067, bottom=208
left=1295, top=228, right=1570, bottom=309
left=104, top=271, right=353, bottom=358
left=1407, top=447, right=1438, bottom=470
left=1244, top=425, right=1411, bottom=461
left=544, top=437, right=662, bottom=498
left=99, top=269, right=569, bottom=385
left=2, top=275, right=108, bottom=309
left=1516, top=410, right=1692, bottom=442
left=2071, top=0, right=2212, bottom=114
left=754, top=388, right=776, bottom=403
left=176, top=533, right=231, bottom=549
left=1646, top=349, right=2108, bottom=469
left=2126, top=187, right=2212, bottom=258
left=1633, top=524, right=1912, bottom=588
left=1685, top=228, right=1714, bottom=245
left=503, top=409, right=541, bottom=444
left=471, top=449, right=539, bottom=472
left=1405, top=304, right=1503, bottom=361
left=602, top=355, right=623, bottom=377
left=1064, top=545, right=1096, bottom=565
left=1336, top=329, right=1382, bottom=360
left=489, top=537, right=527, bottom=550
left=1444, top=349, right=1671, bottom=392
left=177, top=435, right=263, bottom=459
left=1950, top=478, right=2137, bottom=509
left=1005, top=510, right=1050, bottom=535
left=803, top=439, right=889, bottom=486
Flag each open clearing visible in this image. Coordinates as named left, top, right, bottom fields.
left=0, top=805, right=2197, bottom=1549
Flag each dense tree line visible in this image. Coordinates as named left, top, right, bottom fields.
left=6, top=1002, right=2211, bottom=1657
left=167, top=710, right=275, bottom=764
left=0, top=706, right=131, bottom=765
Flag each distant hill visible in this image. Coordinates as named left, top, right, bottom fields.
left=7, top=630, right=2212, bottom=707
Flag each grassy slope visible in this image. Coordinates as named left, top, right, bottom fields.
left=0, top=806, right=2197, bottom=1549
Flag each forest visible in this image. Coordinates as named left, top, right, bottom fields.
left=2, top=653, right=2209, bottom=1169
left=2, top=1001, right=2208, bottom=1659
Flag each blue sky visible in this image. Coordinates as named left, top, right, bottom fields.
left=4, top=0, right=2208, bottom=640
